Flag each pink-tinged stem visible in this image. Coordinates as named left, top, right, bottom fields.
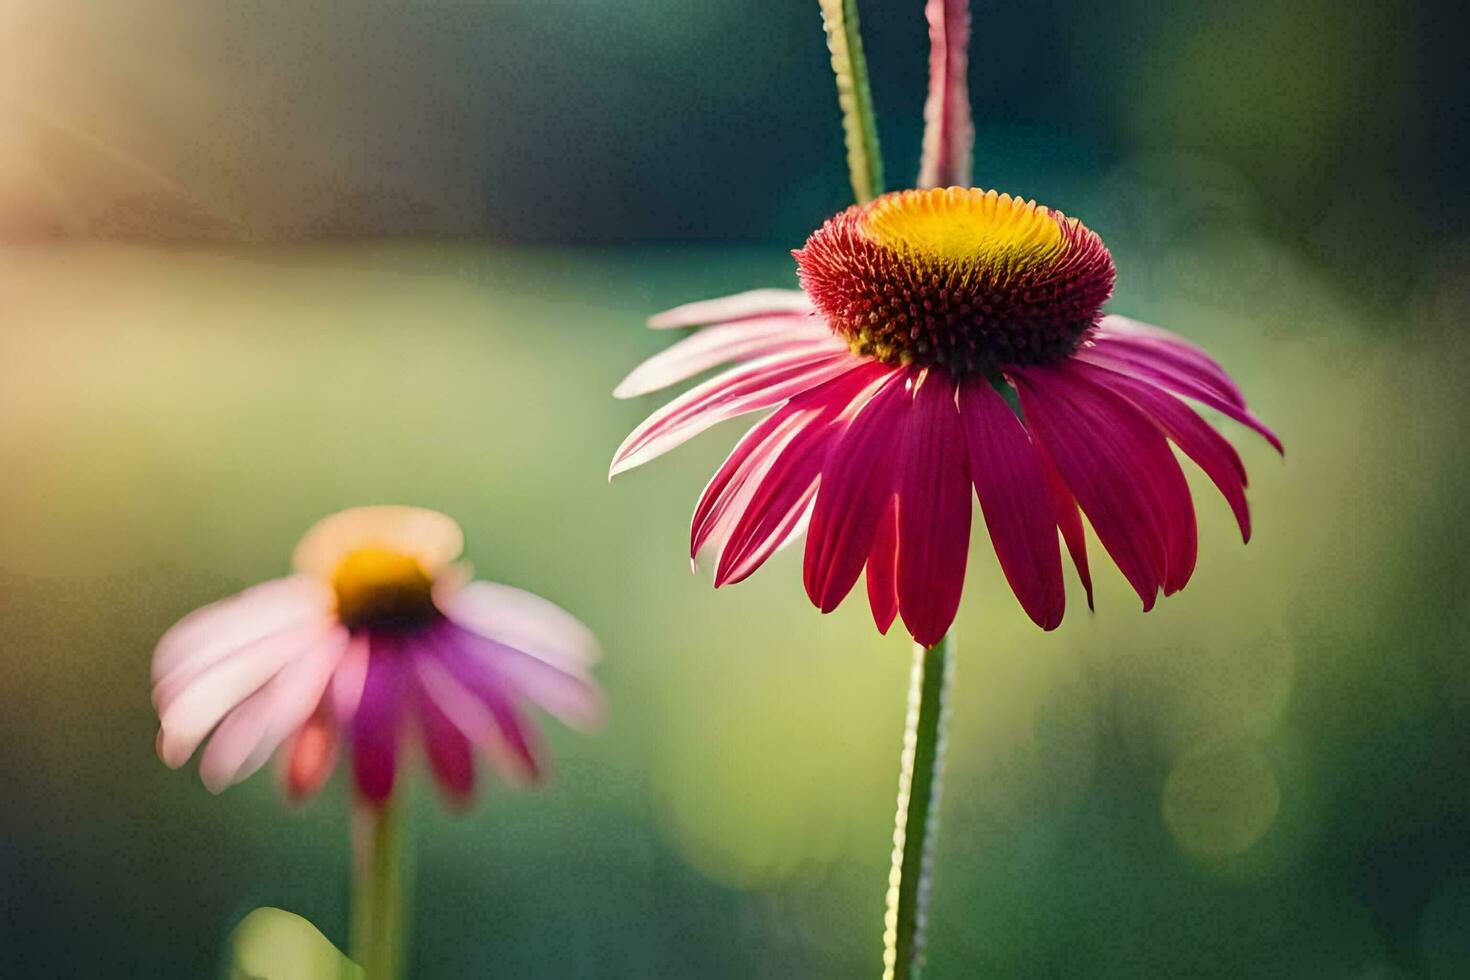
left=883, top=632, right=953, bottom=979
left=916, top=0, right=973, bottom=189
left=352, top=789, right=408, bottom=979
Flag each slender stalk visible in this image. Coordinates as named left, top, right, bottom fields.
left=883, top=632, right=953, bottom=980
left=351, top=789, right=406, bottom=980
left=818, top=0, right=885, bottom=203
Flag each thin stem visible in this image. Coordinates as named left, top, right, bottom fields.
left=351, top=789, right=406, bottom=980
left=818, top=0, right=885, bottom=203
left=883, top=632, right=953, bottom=980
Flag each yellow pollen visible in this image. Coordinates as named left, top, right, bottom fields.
left=331, top=546, right=437, bottom=630
left=861, top=187, right=1064, bottom=268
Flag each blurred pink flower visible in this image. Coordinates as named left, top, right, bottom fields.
left=611, top=188, right=1281, bottom=647
left=152, top=506, right=603, bottom=806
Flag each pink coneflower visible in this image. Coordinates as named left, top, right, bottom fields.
left=152, top=505, right=604, bottom=806
left=611, top=187, right=1280, bottom=647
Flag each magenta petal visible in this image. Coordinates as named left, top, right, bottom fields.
left=447, top=622, right=605, bottom=731
left=1080, top=330, right=1282, bottom=455
left=693, top=402, right=814, bottom=562
left=1083, top=363, right=1253, bottom=543
left=438, top=628, right=543, bottom=782
left=610, top=348, right=854, bottom=477
left=917, top=0, right=973, bottom=189
left=803, top=370, right=911, bottom=613
left=895, top=373, right=972, bottom=646
left=410, top=645, right=475, bottom=804
left=351, top=633, right=407, bottom=804
left=614, top=316, right=836, bottom=399
left=647, top=289, right=814, bottom=329
left=1038, top=448, right=1093, bottom=610
left=959, top=379, right=1065, bottom=630
left=865, top=497, right=900, bottom=634
left=1015, top=366, right=1170, bottom=610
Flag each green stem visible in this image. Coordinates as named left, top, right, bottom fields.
left=351, top=789, right=407, bottom=980
left=818, top=0, right=884, bottom=203
left=883, top=632, right=953, bottom=980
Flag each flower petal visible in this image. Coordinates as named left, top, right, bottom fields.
left=896, top=372, right=972, bottom=646
left=151, top=576, right=332, bottom=690
left=280, top=695, right=339, bottom=802
left=447, top=622, right=605, bottom=731
left=157, top=617, right=335, bottom=769
left=610, top=348, right=854, bottom=477
left=437, top=628, right=543, bottom=782
left=647, top=289, right=814, bottom=329
left=409, top=643, right=476, bottom=804
left=803, top=369, right=912, bottom=613
left=959, top=379, right=1065, bottom=630
left=1038, top=448, right=1093, bottom=610
left=198, top=624, right=351, bottom=793
left=917, top=0, right=973, bottom=189
left=1094, top=316, right=1246, bottom=405
left=614, top=316, right=836, bottom=399
left=864, top=496, right=899, bottom=634
left=351, top=633, right=408, bottom=804
left=438, top=580, right=600, bottom=669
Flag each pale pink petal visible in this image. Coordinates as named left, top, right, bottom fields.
left=895, top=372, right=972, bottom=647
left=1082, top=362, right=1252, bottom=542
left=444, top=622, right=605, bottom=730
left=198, top=625, right=351, bottom=793
left=157, top=618, right=335, bottom=769
left=437, top=580, right=600, bottom=670
left=614, top=316, right=837, bottom=399
left=151, top=576, right=332, bottom=689
left=413, top=646, right=538, bottom=786
left=959, top=379, right=1065, bottom=630
left=609, top=347, right=855, bottom=477
left=804, top=370, right=912, bottom=613
left=647, top=289, right=814, bottom=329
left=917, top=0, right=973, bottom=189
left=331, top=633, right=372, bottom=725
left=351, top=633, right=408, bottom=804
left=864, top=496, right=899, bottom=634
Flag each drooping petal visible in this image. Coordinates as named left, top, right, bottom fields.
left=157, top=618, right=335, bottom=769
left=408, top=641, right=475, bottom=804
left=438, top=580, right=601, bottom=670
left=1014, top=366, right=1173, bottom=610
left=614, top=316, right=836, bottom=399
left=1079, top=326, right=1282, bottom=454
left=197, top=625, right=351, bottom=793
left=1094, top=316, right=1246, bottom=405
left=1079, top=362, right=1252, bottom=542
left=959, top=379, right=1065, bottom=630
left=864, top=496, right=899, bottom=634
left=351, top=633, right=408, bottom=804
left=413, top=645, right=535, bottom=786
left=647, top=289, right=814, bottom=329
left=917, top=0, right=973, bottom=189
left=151, top=575, right=332, bottom=689
left=804, top=369, right=912, bottom=613
left=609, top=348, right=855, bottom=477
left=447, top=622, right=605, bottom=731
left=280, top=695, right=339, bottom=801
left=436, top=627, right=543, bottom=782
left=1038, top=448, right=1093, bottom=610
left=895, top=372, right=972, bottom=646
left=331, top=632, right=372, bottom=725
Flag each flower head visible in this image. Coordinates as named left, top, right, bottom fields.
left=152, top=506, right=603, bottom=806
left=611, top=187, right=1280, bottom=647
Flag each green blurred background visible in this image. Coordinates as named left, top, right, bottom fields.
left=3, top=0, right=1469, bottom=976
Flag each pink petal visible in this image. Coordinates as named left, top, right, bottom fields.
left=157, top=617, right=334, bottom=769
left=280, top=695, right=339, bottom=802
left=803, top=369, right=912, bottom=613
left=351, top=633, right=408, bottom=804
left=917, top=0, right=973, bottom=189
left=959, top=379, right=1065, bottom=630
left=438, top=580, right=600, bottom=670
left=1082, top=363, right=1252, bottom=542
left=436, top=628, right=544, bottom=782
left=614, top=316, right=836, bottom=399
left=198, top=625, right=351, bottom=793
left=409, top=647, right=475, bottom=804
left=413, top=645, right=538, bottom=786
left=895, top=372, right=972, bottom=646
left=1038, top=448, right=1093, bottom=610
left=1079, top=328, right=1282, bottom=454
left=609, top=348, right=855, bottom=477
left=865, top=497, right=899, bottom=634
left=647, top=289, right=814, bottom=329
left=447, top=622, right=605, bottom=731
left=151, top=575, right=331, bottom=689
left=1014, top=366, right=1172, bottom=610
left=331, top=632, right=372, bottom=725
left=1094, top=316, right=1246, bottom=404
